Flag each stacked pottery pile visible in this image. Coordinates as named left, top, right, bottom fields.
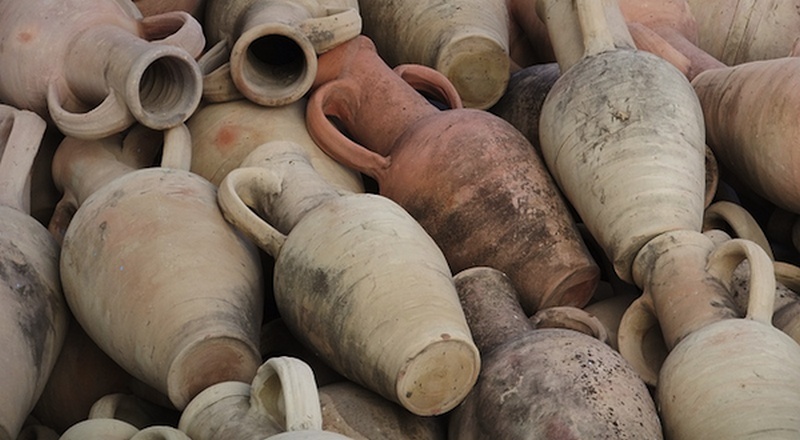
left=3, top=0, right=800, bottom=439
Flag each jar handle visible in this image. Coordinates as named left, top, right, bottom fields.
left=299, top=7, right=362, bottom=54
left=249, top=356, right=322, bottom=432
left=617, top=292, right=667, bottom=386
left=530, top=306, right=610, bottom=346
left=393, top=64, right=464, bottom=109
left=0, top=105, right=47, bottom=213
left=47, top=81, right=135, bottom=140
left=197, top=41, right=244, bottom=103
left=218, top=167, right=288, bottom=258
left=703, top=200, right=774, bottom=261
left=140, top=10, right=206, bottom=59
left=306, top=79, right=391, bottom=180
left=706, top=238, right=776, bottom=325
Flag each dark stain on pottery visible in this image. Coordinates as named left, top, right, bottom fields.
left=0, top=244, right=55, bottom=373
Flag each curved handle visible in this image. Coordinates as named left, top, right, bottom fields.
left=706, top=238, right=776, bottom=325
left=300, top=7, right=362, bottom=54
left=197, top=40, right=244, bottom=103
left=306, top=80, right=391, bottom=180
left=703, top=200, right=774, bottom=260
left=617, top=293, right=666, bottom=386
left=393, top=64, right=464, bottom=110
left=0, top=106, right=47, bottom=212
left=47, top=82, right=135, bottom=140
left=250, top=356, right=322, bottom=432
left=530, top=306, right=610, bottom=345
left=140, top=10, right=206, bottom=59
left=218, top=167, right=287, bottom=257
left=160, top=123, right=193, bottom=170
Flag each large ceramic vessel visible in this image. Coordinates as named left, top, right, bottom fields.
left=692, top=57, right=800, bottom=215
left=448, top=267, right=662, bottom=439
left=0, top=0, right=203, bottom=139
left=217, top=141, right=480, bottom=416
left=358, top=0, right=510, bottom=109
left=307, top=35, right=600, bottom=314
left=537, top=0, right=706, bottom=284
left=0, top=106, right=69, bottom=440
left=186, top=98, right=362, bottom=192
left=52, top=125, right=264, bottom=410
left=201, top=0, right=361, bottom=105
left=686, top=0, right=800, bottom=65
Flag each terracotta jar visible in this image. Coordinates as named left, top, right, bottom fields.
left=448, top=267, right=662, bottom=439
left=0, top=106, right=69, bottom=440
left=686, top=0, right=800, bottom=65
left=619, top=231, right=800, bottom=437
left=217, top=141, right=480, bottom=416
left=179, top=357, right=353, bottom=439
left=358, top=0, right=510, bottom=109
left=537, top=0, right=706, bottom=284
left=0, top=0, right=204, bottom=139
left=318, top=381, right=446, bottom=440
left=692, top=57, right=800, bottom=215
left=50, top=125, right=264, bottom=410
left=186, top=98, right=362, bottom=192
left=201, top=0, right=361, bottom=106
left=307, top=35, right=599, bottom=314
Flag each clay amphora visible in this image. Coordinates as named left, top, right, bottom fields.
left=619, top=231, right=800, bottom=437
left=685, top=0, right=800, bottom=65
left=448, top=267, right=662, bottom=439
left=691, top=57, right=800, bottom=215
left=537, top=0, right=706, bottom=284
left=0, top=0, right=204, bottom=139
left=318, top=381, right=447, bottom=440
left=179, top=356, right=353, bottom=439
left=217, top=141, right=480, bottom=416
left=488, top=61, right=720, bottom=210
left=359, top=0, right=510, bottom=109
left=0, top=106, right=69, bottom=440
left=201, top=0, right=361, bottom=106
left=186, top=98, right=362, bottom=191
left=307, top=35, right=600, bottom=314
left=50, top=125, right=264, bottom=410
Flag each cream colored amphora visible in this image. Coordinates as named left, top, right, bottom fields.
left=201, top=0, right=361, bottom=105
left=218, top=141, right=480, bottom=416
left=50, top=125, right=264, bottom=411
left=0, top=106, right=69, bottom=440
left=618, top=230, right=800, bottom=438
left=536, top=0, right=706, bottom=284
